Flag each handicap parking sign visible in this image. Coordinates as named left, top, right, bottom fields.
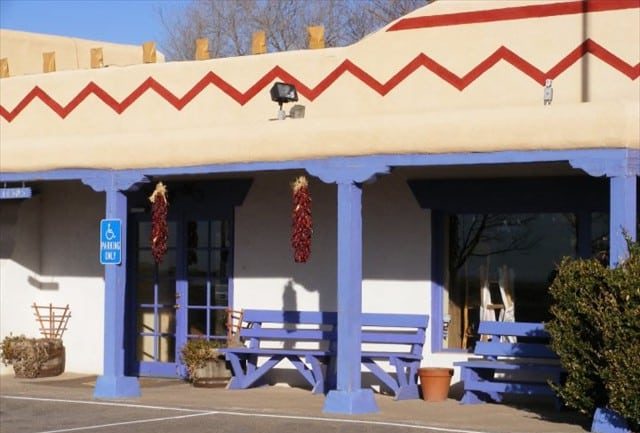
left=100, top=219, right=121, bottom=265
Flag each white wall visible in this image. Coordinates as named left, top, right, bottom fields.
left=233, top=171, right=473, bottom=384
left=0, top=181, right=105, bottom=375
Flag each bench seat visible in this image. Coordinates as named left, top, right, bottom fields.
left=361, top=351, right=422, bottom=360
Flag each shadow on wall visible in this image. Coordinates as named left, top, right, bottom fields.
left=0, top=181, right=104, bottom=279
left=234, top=171, right=430, bottom=312
left=234, top=172, right=339, bottom=312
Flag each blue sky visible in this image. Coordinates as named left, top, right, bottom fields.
left=0, top=0, right=188, bottom=51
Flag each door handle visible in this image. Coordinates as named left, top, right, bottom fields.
left=173, top=304, right=180, bottom=310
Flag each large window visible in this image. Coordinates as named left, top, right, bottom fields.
left=443, top=213, right=576, bottom=350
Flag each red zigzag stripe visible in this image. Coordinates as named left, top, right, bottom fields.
left=1, top=39, right=638, bottom=122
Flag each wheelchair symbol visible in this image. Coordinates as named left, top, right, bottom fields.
left=105, top=224, right=116, bottom=241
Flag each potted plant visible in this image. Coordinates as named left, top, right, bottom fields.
left=547, top=238, right=639, bottom=433
left=180, top=338, right=230, bottom=387
left=1, top=335, right=65, bottom=378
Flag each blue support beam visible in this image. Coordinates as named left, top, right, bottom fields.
left=323, top=181, right=378, bottom=414
left=94, top=185, right=141, bottom=399
left=609, top=176, right=637, bottom=268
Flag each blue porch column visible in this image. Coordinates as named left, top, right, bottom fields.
left=609, top=175, right=637, bottom=267
left=323, top=180, right=378, bottom=414
left=305, top=159, right=388, bottom=415
left=83, top=173, right=146, bottom=399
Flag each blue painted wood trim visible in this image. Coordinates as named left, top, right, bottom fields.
left=94, top=188, right=141, bottom=399
left=324, top=181, right=378, bottom=414
left=570, top=149, right=639, bottom=177
left=477, top=321, right=548, bottom=338
left=3, top=149, right=637, bottom=183
left=361, top=313, right=428, bottom=328
left=609, top=176, right=638, bottom=267
left=303, top=159, right=389, bottom=184
left=242, top=310, right=337, bottom=324
left=430, top=210, right=445, bottom=353
left=175, top=212, right=188, bottom=378
left=336, top=181, right=364, bottom=392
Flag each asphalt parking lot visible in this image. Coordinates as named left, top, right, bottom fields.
left=0, top=374, right=591, bottom=433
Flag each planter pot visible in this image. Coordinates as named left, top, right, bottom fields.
left=36, top=345, right=65, bottom=377
left=591, top=407, right=631, bottom=433
left=418, top=367, right=453, bottom=402
left=192, top=358, right=231, bottom=388
left=13, top=344, right=65, bottom=378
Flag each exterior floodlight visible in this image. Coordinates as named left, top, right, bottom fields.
left=270, top=82, right=299, bottom=120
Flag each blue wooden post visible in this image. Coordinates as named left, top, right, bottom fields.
left=304, top=159, right=388, bottom=415
left=609, top=176, right=637, bottom=268
left=82, top=173, right=146, bottom=399
left=94, top=186, right=141, bottom=398
left=323, top=181, right=378, bottom=414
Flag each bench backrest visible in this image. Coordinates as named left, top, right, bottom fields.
left=238, top=310, right=428, bottom=355
left=361, top=313, right=429, bottom=356
left=474, top=321, right=558, bottom=359
left=240, top=310, right=337, bottom=349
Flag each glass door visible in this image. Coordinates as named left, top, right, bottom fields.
left=185, top=220, right=232, bottom=343
left=131, top=217, right=232, bottom=377
left=135, top=220, right=179, bottom=377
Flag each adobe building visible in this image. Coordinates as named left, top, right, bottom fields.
left=1, top=0, right=638, bottom=414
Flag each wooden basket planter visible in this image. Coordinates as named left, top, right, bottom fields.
left=192, top=357, right=231, bottom=388
left=1, top=336, right=65, bottom=378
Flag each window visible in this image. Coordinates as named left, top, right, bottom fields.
left=442, top=213, right=576, bottom=350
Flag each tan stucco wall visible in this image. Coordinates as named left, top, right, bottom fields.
left=1, top=0, right=638, bottom=172
left=0, top=29, right=164, bottom=77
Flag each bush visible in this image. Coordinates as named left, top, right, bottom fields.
left=547, top=240, right=640, bottom=430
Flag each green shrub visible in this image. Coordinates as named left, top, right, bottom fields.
left=547, top=240, right=640, bottom=430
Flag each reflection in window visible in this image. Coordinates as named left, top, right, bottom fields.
left=444, top=213, right=576, bottom=350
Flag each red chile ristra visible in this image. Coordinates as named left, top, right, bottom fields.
left=292, top=176, right=312, bottom=263
left=149, top=182, right=169, bottom=264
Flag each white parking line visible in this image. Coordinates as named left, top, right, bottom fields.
left=2, top=395, right=497, bottom=433
left=1, top=395, right=206, bottom=413
left=33, top=413, right=218, bottom=433
left=220, top=410, right=494, bottom=433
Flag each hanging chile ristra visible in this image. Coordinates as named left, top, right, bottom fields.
left=149, top=182, right=169, bottom=264
left=292, top=176, right=312, bottom=263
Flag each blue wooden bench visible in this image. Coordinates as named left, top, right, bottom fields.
left=220, top=309, right=428, bottom=400
left=454, top=321, right=565, bottom=406
left=219, top=310, right=336, bottom=394
left=358, top=312, right=429, bottom=400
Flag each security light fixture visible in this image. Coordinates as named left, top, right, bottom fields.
left=270, top=82, right=300, bottom=120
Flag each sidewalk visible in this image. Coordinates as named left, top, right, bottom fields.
left=0, top=373, right=591, bottom=433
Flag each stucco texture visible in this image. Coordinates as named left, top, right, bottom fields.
left=0, top=0, right=638, bottom=172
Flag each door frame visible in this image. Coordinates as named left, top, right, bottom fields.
left=124, top=179, right=252, bottom=378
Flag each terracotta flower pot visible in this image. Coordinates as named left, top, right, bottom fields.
left=418, top=367, right=453, bottom=402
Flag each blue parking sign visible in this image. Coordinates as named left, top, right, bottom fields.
left=100, top=219, right=122, bottom=265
